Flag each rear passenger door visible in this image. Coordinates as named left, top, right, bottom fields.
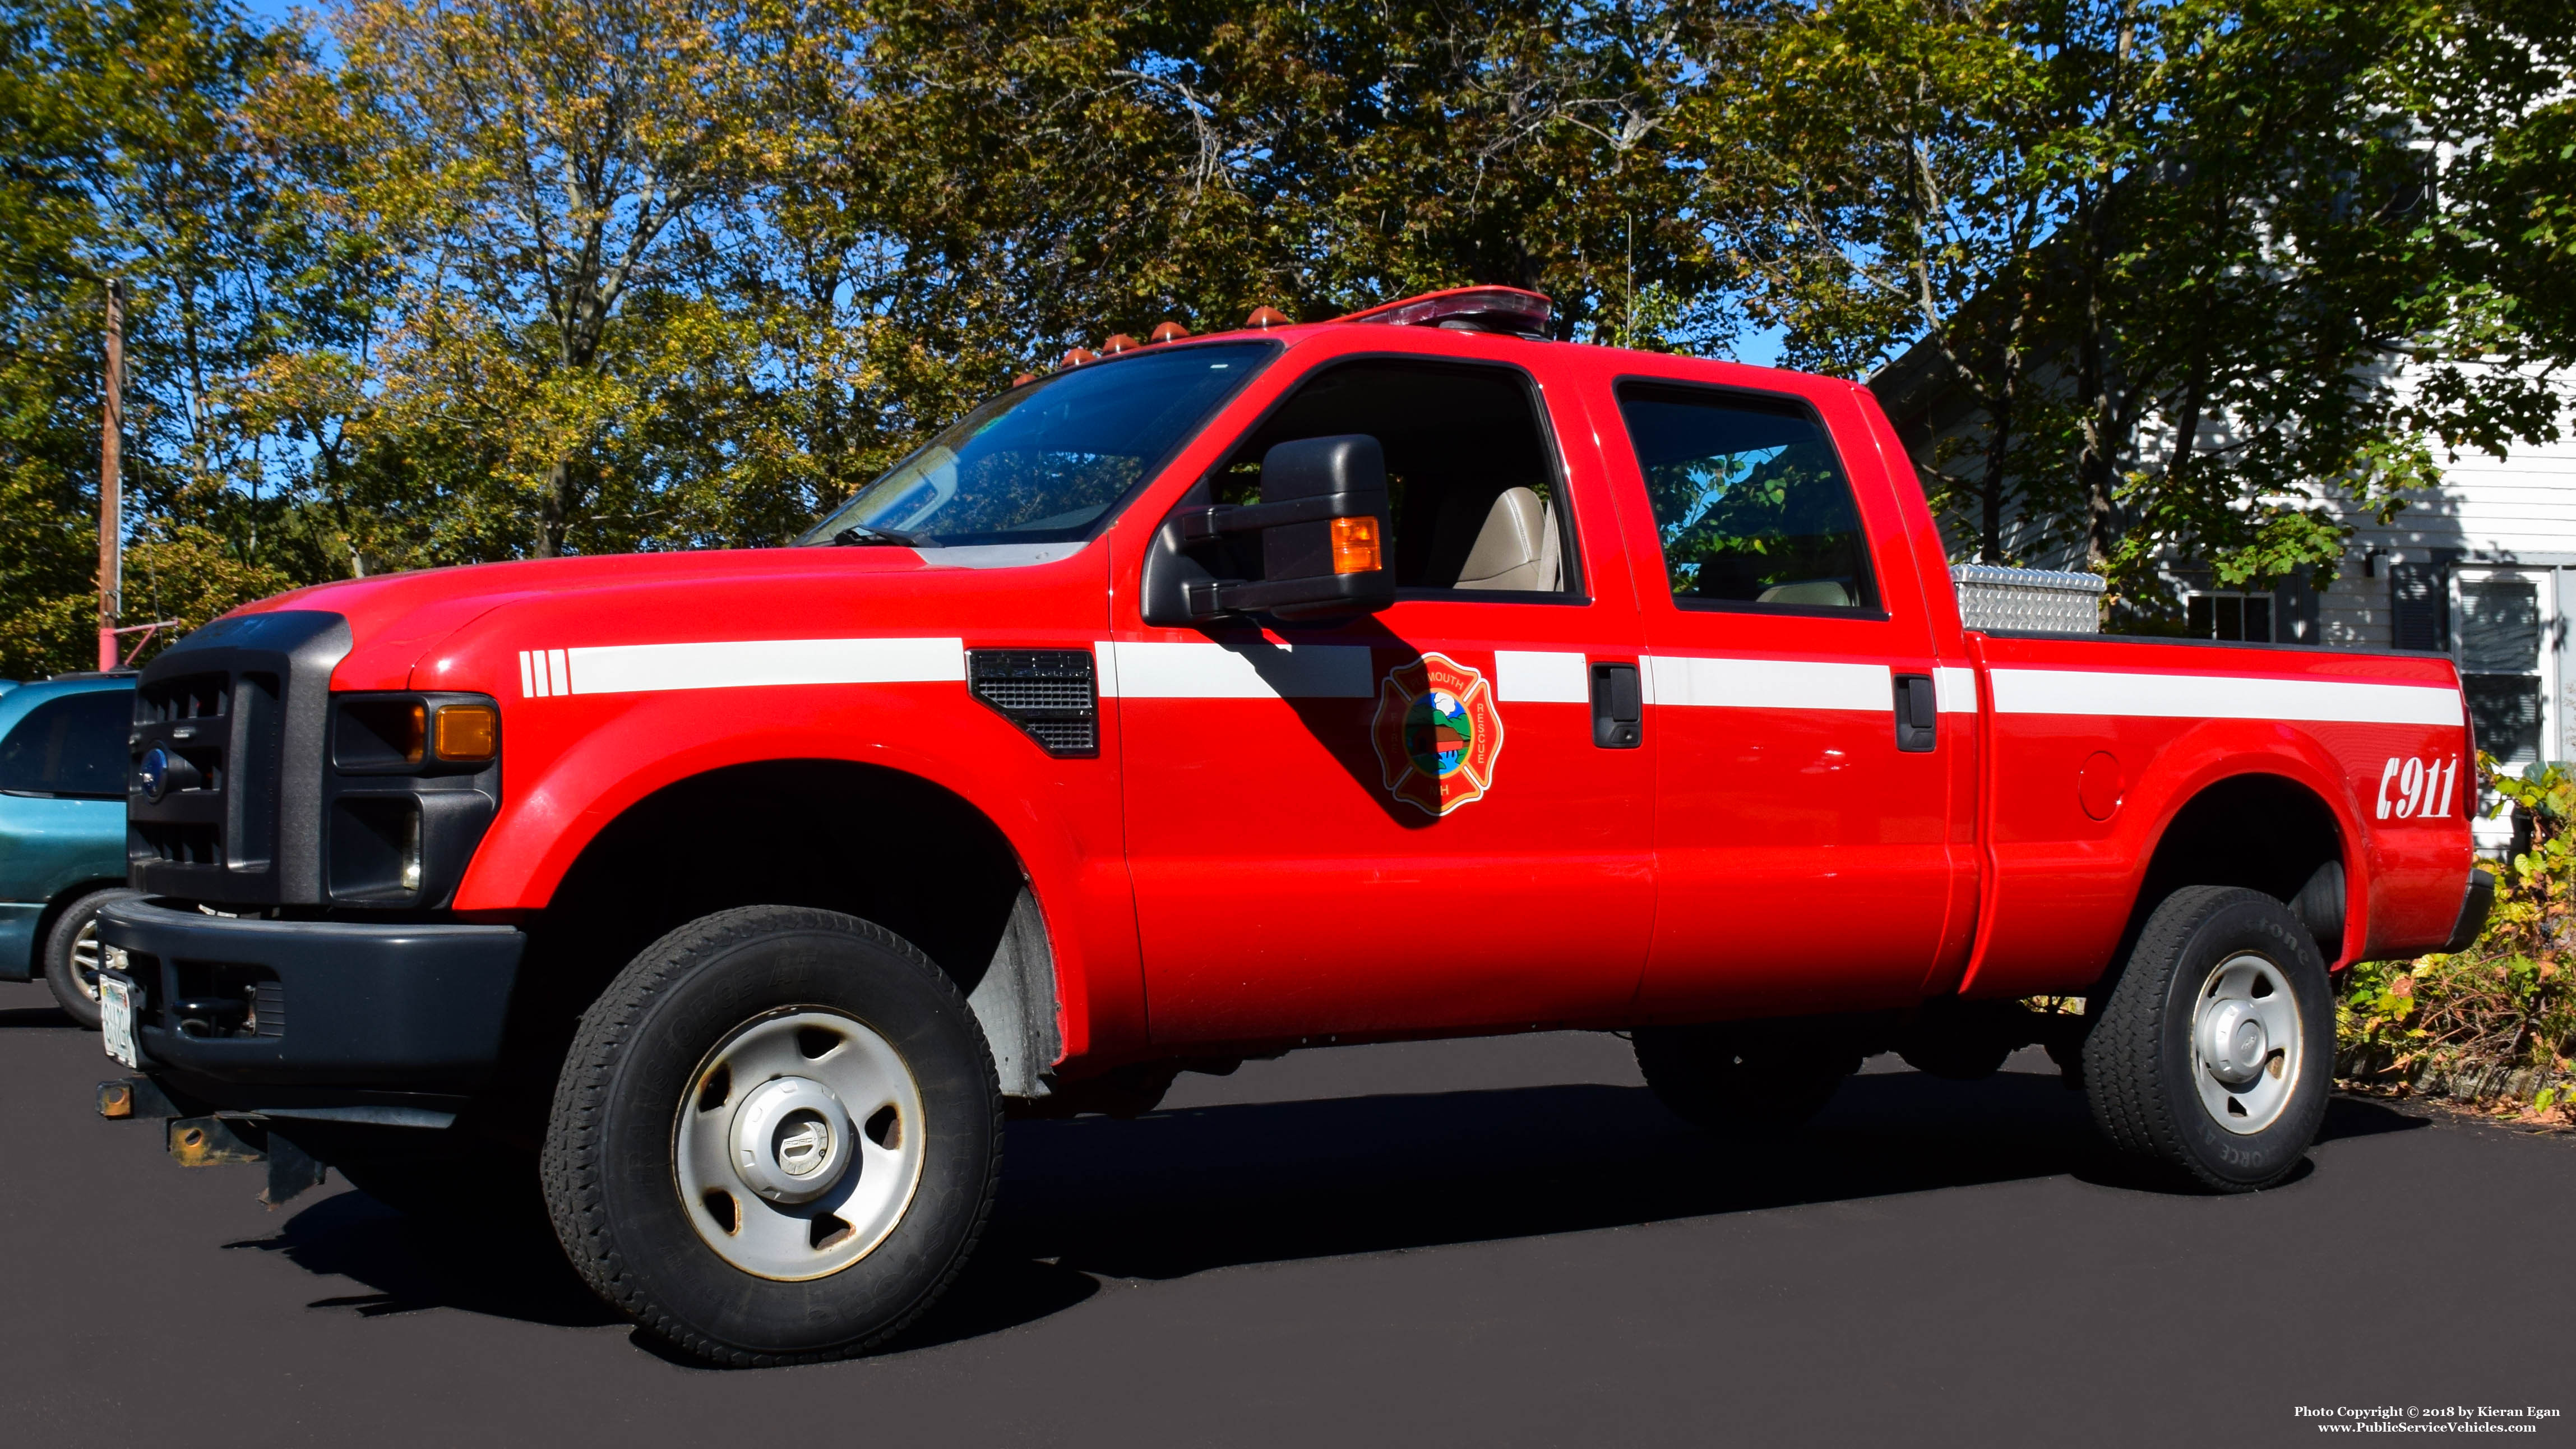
left=1113, top=349, right=1658, bottom=1045
left=1604, top=379, right=1962, bottom=1019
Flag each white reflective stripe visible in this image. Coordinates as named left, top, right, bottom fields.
left=1092, top=639, right=1122, bottom=698
left=1988, top=667, right=2464, bottom=726
left=548, top=649, right=570, bottom=695
left=562, top=637, right=966, bottom=696
left=517, top=650, right=538, bottom=699
left=1645, top=654, right=1891, bottom=712
left=1493, top=650, right=1590, bottom=703
left=1934, top=666, right=1978, bottom=713
left=1108, top=640, right=1375, bottom=699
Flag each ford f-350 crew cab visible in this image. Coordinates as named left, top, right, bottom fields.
left=97, top=286, right=2489, bottom=1366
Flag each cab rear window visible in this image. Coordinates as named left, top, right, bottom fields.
left=1616, top=382, right=1880, bottom=615
left=0, top=690, right=132, bottom=799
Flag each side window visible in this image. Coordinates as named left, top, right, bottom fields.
left=1211, top=360, right=1576, bottom=596
left=1616, top=382, right=1880, bottom=613
left=0, top=690, right=132, bottom=799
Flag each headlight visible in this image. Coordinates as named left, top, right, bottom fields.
left=324, top=692, right=501, bottom=907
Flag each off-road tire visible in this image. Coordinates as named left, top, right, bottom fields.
left=542, top=906, right=1002, bottom=1367
left=2083, top=885, right=2333, bottom=1192
left=1634, top=1023, right=1860, bottom=1131
left=41, top=887, right=142, bottom=1030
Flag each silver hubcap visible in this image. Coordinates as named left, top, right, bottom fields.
left=2190, top=953, right=2301, bottom=1134
left=68, top=917, right=104, bottom=1004
left=673, top=1008, right=927, bottom=1281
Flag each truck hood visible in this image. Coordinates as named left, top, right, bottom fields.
left=228, top=542, right=1099, bottom=691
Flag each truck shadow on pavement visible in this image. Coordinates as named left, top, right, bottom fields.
left=239, top=1069, right=2427, bottom=1358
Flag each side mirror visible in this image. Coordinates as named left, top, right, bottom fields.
left=1140, top=434, right=1396, bottom=625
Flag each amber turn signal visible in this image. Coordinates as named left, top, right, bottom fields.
left=433, top=703, right=498, bottom=761
left=395, top=702, right=426, bottom=764
left=1330, top=515, right=1382, bottom=575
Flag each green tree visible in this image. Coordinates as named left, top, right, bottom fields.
left=1687, top=0, right=2569, bottom=613
left=0, top=0, right=329, bottom=678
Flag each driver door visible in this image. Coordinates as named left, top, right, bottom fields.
left=1111, top=349, right=1657, bottom=1045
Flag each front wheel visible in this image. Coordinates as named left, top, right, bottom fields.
left=2083, top=885, right=2334, bottom=1192
left=542, top=906, right=1001, bottom=1365
left=42, top=887, right=143, bottom=1031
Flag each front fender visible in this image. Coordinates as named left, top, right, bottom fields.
left=448, top=679, right=1136, bottom=1064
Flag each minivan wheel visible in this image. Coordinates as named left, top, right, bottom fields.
left=542, top=906, right=1001, bottom=1366
left=42, top=887, right=143, bottom=1031
left=2083, top=885, right=2334, bottom=1192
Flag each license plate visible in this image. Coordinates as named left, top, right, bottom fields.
left=100, top=975, right=140, bottom=1069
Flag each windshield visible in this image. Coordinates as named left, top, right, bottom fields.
left=798, top=341, right=1279, bottom=548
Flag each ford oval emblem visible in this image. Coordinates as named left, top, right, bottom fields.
left=137, top=746, right=169, bottom=803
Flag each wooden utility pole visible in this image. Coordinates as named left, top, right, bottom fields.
left=96, top=279, right=122, bottom=672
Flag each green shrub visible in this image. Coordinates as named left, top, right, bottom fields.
left=2338, top=757, right=2576, bottom=1122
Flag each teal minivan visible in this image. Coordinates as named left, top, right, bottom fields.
left=0, top=673, right=137, bottom=1027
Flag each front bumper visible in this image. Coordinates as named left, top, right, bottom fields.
left=96, top=897, right=524, bottom=1094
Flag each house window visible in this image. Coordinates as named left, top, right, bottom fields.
left=2185, top=591, right=2272, bottom=643
left=2453, top=569, right=2553, bottom=767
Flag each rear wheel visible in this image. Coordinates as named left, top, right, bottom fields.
left=41, top=887, right=142, bottom=1031
left=2083, top=885, right=2333, bottom=1191
left=542, top=906, right=1001, bottom=1366
left=1633, top=1023, right=1859, bottom=1131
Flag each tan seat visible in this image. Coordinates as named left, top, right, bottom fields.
left=1453, top=487, right=1562, bottom=592
left=1756, top=579, right=1854, bottom=607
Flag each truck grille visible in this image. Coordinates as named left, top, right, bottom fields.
left=127, top=611, right=350, bottom=905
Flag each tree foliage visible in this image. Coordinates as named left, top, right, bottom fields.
left=1699, top=0, right=2572, bottom=612
left=1, top=0, right=2569, bottom=676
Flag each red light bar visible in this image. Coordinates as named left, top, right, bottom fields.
left=1335, top=286, right=1552, bottom=337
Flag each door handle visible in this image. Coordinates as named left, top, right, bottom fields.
left=1894, top=672, right=1937, bottom=752
left=1592, top=662, right=1642, bottom=749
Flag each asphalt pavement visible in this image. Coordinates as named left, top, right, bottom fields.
left=3, top=975, right=2570, bottom=1448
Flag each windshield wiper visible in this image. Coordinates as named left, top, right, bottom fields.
left=831, top=523, right=933, bottom=548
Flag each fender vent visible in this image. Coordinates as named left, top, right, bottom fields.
left=969, top=650, right=1098, bottom=758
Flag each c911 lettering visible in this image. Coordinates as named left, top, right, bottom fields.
left=2376, top=754, right=2458, bottom=820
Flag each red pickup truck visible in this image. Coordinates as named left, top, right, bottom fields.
left=98, top=287, right=2485, bottom=1366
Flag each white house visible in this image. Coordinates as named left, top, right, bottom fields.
left=1869, top=355, right=2576, bottom=847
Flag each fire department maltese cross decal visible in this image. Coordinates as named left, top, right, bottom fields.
left=1369, top=652, right=1506, bottom=817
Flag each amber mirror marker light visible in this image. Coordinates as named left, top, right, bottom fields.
left=1330, top=515, right=1382, bottom=575
left=434, top=703, right=499, bottom=761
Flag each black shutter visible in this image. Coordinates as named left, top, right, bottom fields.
left=2390, top=562, right=2448, bottom=652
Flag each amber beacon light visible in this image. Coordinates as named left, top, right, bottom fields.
left=1330, top=515, right=1382, bottom=574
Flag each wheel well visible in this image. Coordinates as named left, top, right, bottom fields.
left=494, top=762, right=1059, bottom=1117
left=30, top=879, right=127, bottom=976
left=2125, top=773, right=2346, bottom=964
